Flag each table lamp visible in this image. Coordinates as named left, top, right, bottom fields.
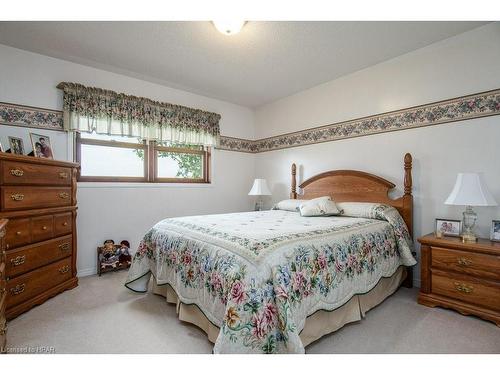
left=445, top=173, right=497, bottom=242
left=248, top=178, right=271, bottom=211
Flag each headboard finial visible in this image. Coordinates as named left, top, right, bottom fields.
left=290, top=163, right=297, bottom=199
left=404, top=153, right=412, bottom=195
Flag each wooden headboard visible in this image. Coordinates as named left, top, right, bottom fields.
left=290, top=153, right=413, bottom=237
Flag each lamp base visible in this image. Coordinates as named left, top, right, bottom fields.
left=461, top=233, right=477, bottom=243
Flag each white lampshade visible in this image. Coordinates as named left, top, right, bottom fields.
left=445, top=173, right=497, bottom=206
left=248, top=179, right=271, bottom=196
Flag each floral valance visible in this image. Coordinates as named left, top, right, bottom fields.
left=57, top=82, right=221, bottom=146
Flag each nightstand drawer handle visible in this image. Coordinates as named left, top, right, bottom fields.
left=10, top=168, right=24, bottom=177
left=58, top=265, right=70, bottom=274
left=10, top=255, right=26, bottom=266
left=454, top=282, right=474, bottom=294
left=59, top=243, right=70, bottom=251
left=10, top=193, right=24, bottom=201
left=457, top=257, right=472, bottom=266
left=58, top=192, right=69, bottom=199
left=10, top=283, right=25, bottom=295
left=59, top=172, right=68, bottom=179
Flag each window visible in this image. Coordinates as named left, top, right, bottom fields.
left=76, top=133, right=210, bottom=183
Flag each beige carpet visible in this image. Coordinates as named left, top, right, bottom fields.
left=6, top=271, right=500, bottom=354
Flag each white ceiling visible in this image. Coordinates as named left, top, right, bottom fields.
left=0, top=21, right=488, bottom=108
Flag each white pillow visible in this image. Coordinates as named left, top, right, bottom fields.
left=299, top=196, right=342, bottom=217
left=272, top=199, right=308, bottom=212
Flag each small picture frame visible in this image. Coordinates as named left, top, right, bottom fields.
left=490, top=220, right=500, bottom=242
left=435, top=218, right=462, bottom=237
left=30, top=133, right=54, bottom=159
left=8, top=136, right=25, bottom=155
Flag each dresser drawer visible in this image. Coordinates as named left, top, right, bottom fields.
left=54, top=213, right=72, bottom=237
left=432, top=271, right=500, bottom=311
left=6, top=258, right=72, bottom=307
left=31, top=215, right=54, bottom=243
left=5, top=235, right=72, bottom=278
left=1, top=161, right=72, bottom=186
left=432, top=246, right=500, bottom=281
left=5, top=218, right=31, bottom=250
left=1, top=186, right=72, bottom=211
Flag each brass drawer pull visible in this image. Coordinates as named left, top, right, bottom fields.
left=10, top=255, right=26, bottom=266
left=58, top=192, right=69, bottom=199
left=10, top=193, right=24, bottom=201
left=42, top=226, right=48, bottom=230
left=16, top=231, right=22, bottom=236
left=454, top=282, right=474, bottom=294
left=59, top=172, right=69, bottom=179
left=0, top=327, right=7, bottom=335
left=59, top=243, right=70, bottom=251
left=457, top=257, right=472, bottom=266
left=10, top=283, right=25, bottom=295
left=58, top=265, right=70, bottom=274
left=10, top=168, right=24, bottom=177
left=63, top=222, right=68, bottom=226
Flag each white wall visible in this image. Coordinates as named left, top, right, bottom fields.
left=0, top=44, right=256, bottom=276
left=255, top=23, right=500, bottom=285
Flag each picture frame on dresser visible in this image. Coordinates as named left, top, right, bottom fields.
left=435, top=218, right=461, bottom=237
left=491, top=220, right=500, bottom=242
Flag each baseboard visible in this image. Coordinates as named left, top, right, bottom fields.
left=77, top=267, right=97, bottom=277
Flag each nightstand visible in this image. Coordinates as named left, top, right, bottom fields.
left=418, top=233, right=500, bottom=326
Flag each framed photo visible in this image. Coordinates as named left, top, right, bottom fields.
left=490, top=220, right=500, bottom=242
left=30, top=133, right=53, bottom=159
left=435, top=218, right=462, bottom=237
left=0, top=141, right=4, bottom=152
left=8, top=136, right=25, bottom=155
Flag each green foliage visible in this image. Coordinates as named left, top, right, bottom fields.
left=134, top=143, right=203, bottom=178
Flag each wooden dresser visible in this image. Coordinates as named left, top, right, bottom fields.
left=1, top=219, right=7, bottom=353
left=418, top=233, right=500, bottom=326
left=0, top=153, right=79, bottom=320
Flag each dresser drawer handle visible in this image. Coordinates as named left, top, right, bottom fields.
left=10, top=283, right=25, bottom=295
left=10, top=255, right=26, bottom=266
left=42, top=226, right=48, bottom=230
left=59, top=243, right=70, bottom=251
left=457, top=257, right=472, bottom=266
left=0, top=326, right=7, bottom=335
left=58, top=192, right=69, bottom=199
left=63, top=222, right=68, bottom=226
left=16, top=231, right=22, bottom=236
left=59, top=172, right=69, bottom=179
left=58, top=265, right=70, bottom=274
left=454, top=282, right=474, bottom=294
left=10, top=168, right=24, bottom=177
left=10, top=194, right=24, bottom=201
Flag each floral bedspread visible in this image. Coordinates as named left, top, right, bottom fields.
left=125, top=202, right=416, bottom=354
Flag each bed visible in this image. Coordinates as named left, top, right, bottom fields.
left=125, top=153, right=417, bottom=353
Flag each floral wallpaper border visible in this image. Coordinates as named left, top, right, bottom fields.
left=218, top=88, right=500, bottom=153
left=0, top=102, right=64, bottom=131
left=2, top=88, right=500, bottom=153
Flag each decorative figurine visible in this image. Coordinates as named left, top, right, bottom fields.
left=97, top=239, right=132, bottom=276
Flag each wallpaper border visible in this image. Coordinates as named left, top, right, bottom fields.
left=2, top=88, right=500, bottom=153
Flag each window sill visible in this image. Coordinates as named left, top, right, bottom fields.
left=78, top=181, right=213, bottom=189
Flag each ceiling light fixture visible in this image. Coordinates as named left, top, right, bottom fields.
left=212, top=20, right=246, bottom=36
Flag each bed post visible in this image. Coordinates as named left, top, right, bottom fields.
left=402, top=153, right=414, bottom=289
left=290, top=163, right=297, bottom=199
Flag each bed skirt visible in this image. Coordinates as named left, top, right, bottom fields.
left=151, top=266, right=406, bottom=348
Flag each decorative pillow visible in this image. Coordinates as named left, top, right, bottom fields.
left=272, top=199, right=308, bottom=212
left=298, top=196, right=342, bottom=217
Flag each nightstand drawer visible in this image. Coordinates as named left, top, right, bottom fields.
left=432, top=246, right=500, bottom=281
left=432, top=271, right=500, bottom=311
